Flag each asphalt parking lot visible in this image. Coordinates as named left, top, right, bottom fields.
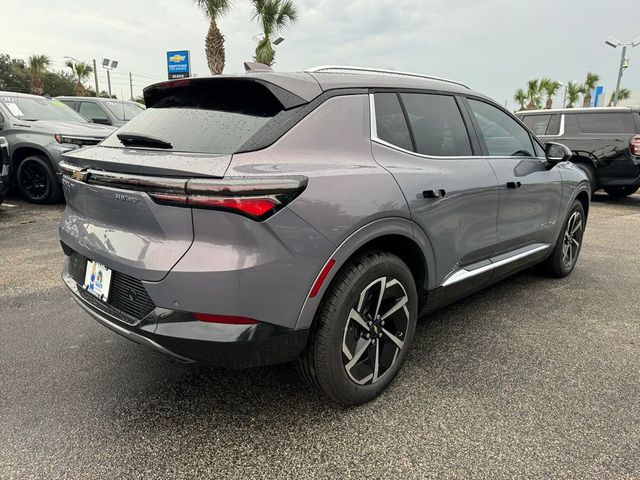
left=1, top=194, right=639, bottom=479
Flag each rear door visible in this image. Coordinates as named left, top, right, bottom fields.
left=566, top=112, right=638, bottom=179
left=370, top=91, right=499, bottom=287
left=465, top=98, right=562, bottom=254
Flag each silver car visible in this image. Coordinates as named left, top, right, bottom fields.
left=57, top=96, right=145, bottom=128
left=59, top=66, right=590, bottom=405
left=0, top=92, right=115, bottom=203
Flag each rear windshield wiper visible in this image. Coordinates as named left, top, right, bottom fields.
left=116, top=132, right=173, bottom=149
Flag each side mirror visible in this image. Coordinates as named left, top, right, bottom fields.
left=545, top=142, right=572, bottom=165
left=91, top=117, right=112, bottom=125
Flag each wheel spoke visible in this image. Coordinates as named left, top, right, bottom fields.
left=348, top=308, right=369, bottom=332
left=373, top=276, right=386, bottom=319
left=380, top=295, right=408, bottom=321
left=372, top=341, right=380, bottom=382
left=345, top=339, right=371, bottom=372
left=571, top=219, right=582, bottom=235
left=382, top=327, right=404, bottom=349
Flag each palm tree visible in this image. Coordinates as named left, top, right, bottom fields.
left=250, top=0, right=297, bottom=66
left=608, top=87, right=632, bottom=106
left=565, top=81, right=584, bottom=108
left=525, top=79, right=542, bottom=110
left=65, top=60, right=94, bottom=95
left=582, top=72, right=600, bottom=107
left=193, top=0, right=232, bottom=74
left=540, top=78, right=561, bottom=109
left=28, top=54, right=50, bottom=95
left=514, top=88, right=527, bottom=111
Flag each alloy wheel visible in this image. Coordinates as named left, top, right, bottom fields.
left=21, top=161, right=49, bottom=200
left=562, top=211, right=582, bottom=268
left=342, top=276, right=410, bottom=386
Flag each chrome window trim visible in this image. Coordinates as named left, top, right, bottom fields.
left=369, top=93, right=545, bottom=161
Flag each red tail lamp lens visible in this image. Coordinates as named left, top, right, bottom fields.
left=188, top=197, right=277, bottom=217
left=192, top=313, right=258, bottom=325
left=630, top=135, right=640, bottom=156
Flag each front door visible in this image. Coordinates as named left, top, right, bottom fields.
left=465, top=98, right=562, bottom=255
left=370, top=91, right=499, bottom=287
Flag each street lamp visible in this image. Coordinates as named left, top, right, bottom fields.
left=273, top=36, right=285, bottom=46
left=605, top=35, right=640, bottom=106
left=101, top=58, right=119, bottom=98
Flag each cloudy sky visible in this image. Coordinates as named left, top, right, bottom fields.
left=2, top=0, right=639, bottom=109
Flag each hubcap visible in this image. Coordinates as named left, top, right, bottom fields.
left=562, top=211, right=582, bottom=268
left=341, top=276, right=409, bottom=386
left=21, top=162, right=48, bottom=200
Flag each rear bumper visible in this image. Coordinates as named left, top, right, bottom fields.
left=62, top=270, right=310, bottom=368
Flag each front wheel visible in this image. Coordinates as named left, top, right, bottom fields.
left=16, top=156, right=63, bottom=204
left=603, top=186, right=639, bottom=198
left=297, top=251, right=418, bottom=405
left=542, top=200, right=585, bottom=278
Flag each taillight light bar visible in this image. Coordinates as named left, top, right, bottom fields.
left=630, top=135, right=640, bottom=156
left=59, top=161, right=307, bottom=221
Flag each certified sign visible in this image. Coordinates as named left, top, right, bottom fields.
left=167, top=50, right=191, bottom=79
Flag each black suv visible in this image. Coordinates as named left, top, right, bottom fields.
left=517, top=107, right=640, bottom=197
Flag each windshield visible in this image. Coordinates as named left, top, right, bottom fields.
left=104, top=101, right=145, bottom=121
left=0, top=96, right=87, bottom=122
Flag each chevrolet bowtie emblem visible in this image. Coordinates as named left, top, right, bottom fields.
left=71, top=169, right=89, bottom=182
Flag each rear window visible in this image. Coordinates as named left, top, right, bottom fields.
left=374, top=93, right=413, bottom=151
left=101, top=80, right=287, bottom=154
left=574, top=113, right=635, bottom=134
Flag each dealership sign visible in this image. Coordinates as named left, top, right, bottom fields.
left=167, top=50, right=191, bottom=79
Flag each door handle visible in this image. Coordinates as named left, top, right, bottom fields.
left=423, top=189, right=446, bottom=199
left=506, top=181, right=522, bottom=189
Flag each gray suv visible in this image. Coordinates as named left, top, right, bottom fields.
left=57, top=96, right=145, bottom=127
left=59, top=66, right=590, bottom=405
left=0, top=92, right=115, bottom=203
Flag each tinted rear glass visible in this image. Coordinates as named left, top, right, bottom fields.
left=374, top=93, right=413, bottom=151
left=575, top=113, right=635, bottom=134
left=101, top=80, right=285, bottom=153
left=400, top=93, right=472, bottom=156
left=522, top=114, right=551, bottom=135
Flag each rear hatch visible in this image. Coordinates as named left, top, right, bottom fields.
left=60, top=76, right=309, bottom=282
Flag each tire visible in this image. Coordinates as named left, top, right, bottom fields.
left=542, top=200, right=586, bottom=278
left=0, top=192, right=5, bottom=206
left=16, top=155, right=63, bottom=204
left=575, top=163, right=598, bottom=198
left=603, top=186, right=639, bottom=198
left=296, top=251, right=418, bottom=405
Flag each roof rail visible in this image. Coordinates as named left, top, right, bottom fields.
left=305, top=65, right=470, bottom=89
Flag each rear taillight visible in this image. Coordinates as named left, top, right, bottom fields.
left=191, top=313, right=258, bottom=325
left=630, top=135, right=640, bottom=156
left=58, top=161, right=307, bottom=221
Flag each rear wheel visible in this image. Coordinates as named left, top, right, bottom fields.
left=575, top=163, right=598, bottom=198
left=297, top=251, right=418, bottom=405
left=603, top=186, right=639, bottom=198
left=542, top=200, right=585, bottom=278
left=16, top=156, right=62, bottom=204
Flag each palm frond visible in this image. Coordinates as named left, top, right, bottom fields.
left=193, top=0, right=232, bottom=20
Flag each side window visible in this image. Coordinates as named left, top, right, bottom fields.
left=79, top=102, right=109, bottom=122
left=400, top=93, right=472, bottom=156
left=373, top=93, right=413, bottom=151
left=521, top=114, right=551, bottom=136
left=575, top=113, right=635, bottom=134
left=547, top=114, right=561, bottom=135
left=468, top=99, right=535, bottom=157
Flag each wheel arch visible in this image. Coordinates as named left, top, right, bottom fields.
left=295, top=217, right=436, bottom=330
left=12, top=145, right=53, bottom=172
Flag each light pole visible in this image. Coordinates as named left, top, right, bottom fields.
left=605, top=36, right=640, bottom=106
left=558, top=81, right=567, bottom=108
left=101, top=59, right=119, bottom=98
